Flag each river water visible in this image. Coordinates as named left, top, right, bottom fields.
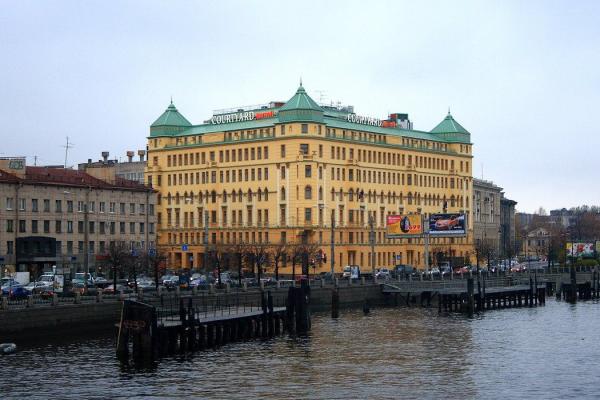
left=2, top=299, right=599, bottom=399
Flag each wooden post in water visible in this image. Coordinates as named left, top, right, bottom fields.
left=331, top=288, right=340, bottom=318
left=467, top=276, right=475, bottom=317
left=568, top=264, right=577, bottom=303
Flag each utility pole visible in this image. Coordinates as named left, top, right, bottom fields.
left=424, top=214, right=430, bottom=272
left=330, top=211, right=335, bottom=276
left=369, top=214, right=375, bottom=278
left=83, top=187, right=90, bottom=293
left=203, top=210, right=209, bottom=273
left=63, top=136, right=74, bottom=168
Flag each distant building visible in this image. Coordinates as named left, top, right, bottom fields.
left=472, top=178, right=502, bottom=255
left=549, top=208, right=576, bottom=228
left=500, top=196, right=517, bottom=257
left=0, top=157, right=156, bottom=278
left=523, top=227, right=550, bottom=259
left=78, top=150, right=147, bottom=184
left=516, top=212, right=534, bottom=229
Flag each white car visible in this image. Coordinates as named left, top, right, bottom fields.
left=375, top=268, right=391, bottom=279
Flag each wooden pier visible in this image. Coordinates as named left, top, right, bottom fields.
left=116, top=285, right=311, bottom=363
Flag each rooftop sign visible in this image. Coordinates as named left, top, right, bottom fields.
left=347, top=113, right=383, bottom=127
left=211, top=110, right=275, bottom=125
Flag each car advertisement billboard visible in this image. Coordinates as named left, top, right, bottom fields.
left=428, top=213, right=466, bottom=235
left=566, top=242, right=595, bottom=258
left=386, top=215, right=423, bottom=237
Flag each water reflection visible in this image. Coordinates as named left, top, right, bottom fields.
left=3, top=300, right=600, bottom=399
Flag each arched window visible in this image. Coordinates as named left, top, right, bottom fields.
left=339, top=188, right=343, bottom=201
left=318, top=186, right=323, bottom=201
left=348, top=189, right=354, bottom=201
left=222, top=190, right=227, bottom=203
left=247, top=189, right=253, bottom=200
left=198, top=191, right=203, bottom=203
left=408, top=192, right=413, bottom=205
left=211, top=190, right=217, bottom=203
left=305, top=185, right=312, bottom=200
left=238, top=190, right=243, bottom=202
left=232, top=191, right=236, bottom=202
left=264, top=187, right=269, bottom=201
left=167, top=193, right=172, bottom=205
left=380, top=191, right=384, bottom=203
left=257, top=188, right=262, bottom=201
left=281, top=187, right=286, bottom=200
left=175, top=192, right=180, bottom=205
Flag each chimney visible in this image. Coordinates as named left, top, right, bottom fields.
left=138, top=150, right=146, bottom=162
left=101, top=151, right=109, bottom=162
left=88, top=159, right=92, bottom=165
left=126, top=151, right=134, bottom=163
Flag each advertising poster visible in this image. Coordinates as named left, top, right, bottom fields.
left=428, top=213, right=466, bottom=235
left=386, top=215, right=423, bottom=237
left=566, top=242, right=595, bottom=258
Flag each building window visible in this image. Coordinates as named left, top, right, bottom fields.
left=305, top=208, right=312, bottom=223
left=31, top=220, right=38, bottom=233
left=304, top=186, right=313, bottom=200
left=305, top=165, right=312, bottom=178
left=19, top=198, right=25, bottom=211
left=300, top=144, right=309, bottom=155
left=55, top=220, right=62, bottom=233
left=281, top=145, right=286, bottom=157
left=44, top=199, right=50, bottom=212
left=55, top=200, right=62, bottom=213
left=301, top=123, right=308, bottom=134
left=67, top=221, right=73, bottom=233
left=19, top=220, right=26, bottom=233
left=32, top=199, right=38, bottom=212
left=6, top=220, right=13, bottom=233
left=6, top=197, right=14, bottom=210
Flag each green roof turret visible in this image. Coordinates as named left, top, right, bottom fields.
left=278, top=83, right=324, bottom=123
left=150, top=100, right=192, bottom=137
left=430, top=111, right=471, bottom=143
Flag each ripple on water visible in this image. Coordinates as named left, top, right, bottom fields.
left=2, top=299, right=600, bottom=399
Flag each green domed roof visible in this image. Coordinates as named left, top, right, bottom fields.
left=279, top=83, right=323, bottom=112
left=430, top=111, right=469, bottom=134
left=151, top=101, right=192, bottom=127
left=278, top=83, right=324, bottom=123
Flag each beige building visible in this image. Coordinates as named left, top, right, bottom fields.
left=523, top=227, right=550, bottom=260
left=146, top=85, right=475, bottom=273
left=0, top=158, right=156, bottom=278
left=472, top=178, right=502, bottom=256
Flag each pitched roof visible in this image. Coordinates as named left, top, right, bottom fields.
left=21, top=166, right=151, bottom=191
left=430, top=112, right=470, bottom=134
left=151, top=101, right=192, bottom=127
left=0, top=169, right=21, bottom=183
left=279, top=84, right=323, bottom=112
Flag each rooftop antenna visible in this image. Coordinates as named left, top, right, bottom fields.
left=34, top=155, right=37, bottom=166
left=481, top=163, right=484, bottom=179
left=315, top=90, right=328, bottom=104
left=62, top=136, right=74, bottom=168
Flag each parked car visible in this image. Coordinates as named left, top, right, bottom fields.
left=342, top=265, right=360, bottom=279
left=72, top=272, right=94, bottom=287
left=23, top=281, right=51, bottom=294
left=1, top=282, right=30, bottom=299
left=375, top=268, right=391, bottom=280
left=102, top=283, right=129, bottom=294
left=394, top=264, right=415, bottom=278
left=1, top=277, right=21, bottom=289
left=428, top=267, right=441, bottom=277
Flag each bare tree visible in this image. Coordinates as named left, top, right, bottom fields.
left=143, top=248, right=167, bottom=290
left=243, top=241, right=271, bottom=283
left=208, top=242, right=231, bottom=288
left=101, top=241, right=130, bottom=291
left=228, top=241, right=247, bottom=286
left=296, top=241, right=321, bottom=279
left=270, top=241, right=288, bottom=281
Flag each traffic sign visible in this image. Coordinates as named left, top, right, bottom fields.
left=182, top=244, right=188, bottom=252
left=148, top=248, right=156, bottom=257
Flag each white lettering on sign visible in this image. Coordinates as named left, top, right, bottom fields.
left=347, top=113, right=383, bottom=127
left=211, top=111, right=256, bottom=124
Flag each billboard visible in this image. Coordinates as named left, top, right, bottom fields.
left=386, top=215, right=423, bottom=237
left=428, top=213, right=466, bottom=235
left=566, top=242, right=595, bottom=258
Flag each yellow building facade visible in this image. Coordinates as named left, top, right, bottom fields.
left=146, top=84, right=474, bottom=274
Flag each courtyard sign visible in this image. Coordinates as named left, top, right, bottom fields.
left=347, top=113, right=383, bottom=127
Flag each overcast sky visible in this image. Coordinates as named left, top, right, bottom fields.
left=1, top=1, right=599, bottom=213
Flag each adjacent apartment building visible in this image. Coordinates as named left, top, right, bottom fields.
left=0, top=158, right=157, bottom=278
left=146, top=84, right=475, bottom=272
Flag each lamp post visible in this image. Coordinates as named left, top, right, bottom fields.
left=369, top=214, right=375, bottom=279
